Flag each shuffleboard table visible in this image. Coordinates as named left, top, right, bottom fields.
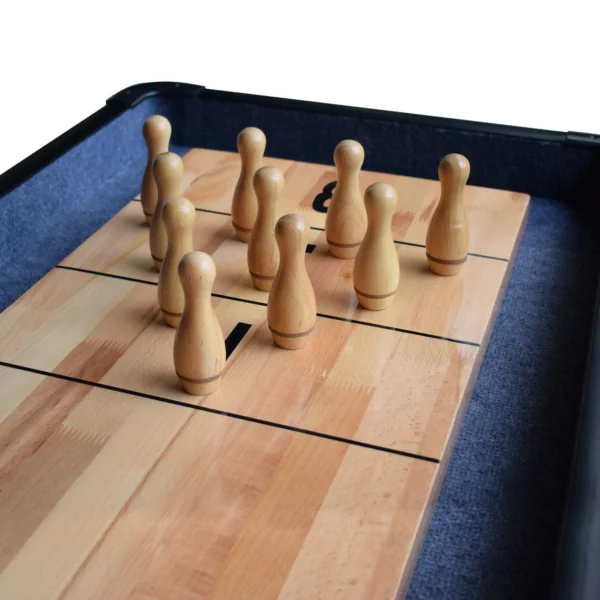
left=0, top=83, right=599, bottom=599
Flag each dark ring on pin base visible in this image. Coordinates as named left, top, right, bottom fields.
left=151, top=254, right=164, bottom=264
left=161, top=308, right=183, bottom=318
left=232, top=220, right=253, bottom=233
left=143, top=210, right=153, bottom=218
left=354, top=286, right=398, bottom=300
left=425, top=252, right=468, bottom=266
left=249, top=270, right=276, bottom=281
left=177, top=370, right=224, bottom=384
left=268, top=325, right=314, bottom=339
left=326, top=238, right=362, bottom=249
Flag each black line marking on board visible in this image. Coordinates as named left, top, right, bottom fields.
left=305, top=244, right=316, bottom=254
left=392, top=240, right=509, bottom=261
left=56, top=265, right=157, bottom=286
left=394, top=240, right=427, bottom=249
left=0, top=361, right=440, bottom=465
left=316, top=312, right=480, bottom=347
left=54, top=266, right=479, bottom=347
left=225, top=322, right=252, bottom=358
left=467, top=252, right=509, bottom=262
left=194, top=207, right=232, bottom=217
left=130, top=198, right=509, bottom=261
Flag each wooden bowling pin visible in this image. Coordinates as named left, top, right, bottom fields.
left=425, top=154, right=470, bottom=276
left=267, top=214, right=316, bottom=350
left=149, top=152, right=184, bottom=270
left=231, top=127, right=266, bottom=242
left=247, top=166, right=283, bottom=291
left=325, top=140, right=367, bottom=258
left=353, top=183, right=400, bottom=310
left=141, top=115, right=171, bottom=224
left=173, top=252, right=226, bottom=395
left=158, top=197, right=195, bottom=327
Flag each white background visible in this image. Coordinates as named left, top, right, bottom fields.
left=1, top=0, right=598, bottom=175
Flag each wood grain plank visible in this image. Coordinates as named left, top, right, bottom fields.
left=180, top=148, right=528, bottom=259
left=0, top=368, right=435, bottom=599
left=60, top=202, right=507, bottom=344
left=0, top=267, right=478, bottom=459
left=0, top=145, right=530, bottom=599
left=0, top=368, right=193, bottom=600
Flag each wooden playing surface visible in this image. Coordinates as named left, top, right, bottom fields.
left=0, top=147, right=529, bottom=599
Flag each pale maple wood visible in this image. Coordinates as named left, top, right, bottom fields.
left=0, top=268, right=479, bottom=457
left=60, top=203, right=507, bottom=344
left=231, top=127, right=266, bottom=242
left=149, top=152, right=184, bottom=270
left=267, top=214, right=317, bottom=349
left=141, top=115, right=171, bottom=224
left=325, top=140, right=367, bottom=258
left=354, top=182, right=400, bottom=310
left=158, top=197, right=195, bottom=327
left=247, top=166, right=283, bottom=291
left=426, top=154, right=470, bottom=276
left=174, top=148, right=527, bottom=259
left=174, top=252, right=226, bottom=395
left=0, top=367, right=436, bottom=599
left=0, top=146, right=531, bottom=599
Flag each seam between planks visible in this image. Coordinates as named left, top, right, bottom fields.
left=0, top=360, right=441, bottom=465
left=129, top=199, right=509, bottom=262
left=54, top=265, right=481, bottom=348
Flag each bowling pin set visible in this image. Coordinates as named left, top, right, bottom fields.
left=140, top=119, right=471, bottom=396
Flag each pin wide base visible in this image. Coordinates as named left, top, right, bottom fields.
left=356, top=293, right=395, bottom=311
left=232, top=221, right=253, bottom=243
left=251, top=275, right=274, bottom=292
left=327, top=241, right=361, bottom=259
left=161, top=309, right=182, bottom=328
left=272, top=334, right=311, bottom=350
left=235, top=230, right=251, bottom=243
left=269, top=325, right=314, bottom=350
left=178, top=375, right=222, bottom=396
left=426, top=252, right=467, bottom=276
left=427, top=259, right=466, bottom=276
left=142, top=208, right=153, bottom=225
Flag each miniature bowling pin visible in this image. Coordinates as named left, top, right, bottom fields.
left=141, top=115, right=171, bottom=224
left=425, top=154, right=470, bottom=276
left=247, top=166, right=284, bottom=291
left=173, top=252, right=226, bottom=395
left=158, top=197, right=195, bottom=327
left=149, top=152, right=184, bottom=270
left=325, top=140, right=367, bottom=258
left=267, top=214, right=316, bottom=349
left=353, top=183, right=400, bottom=310
left=231, top=127, right=267, bottom=242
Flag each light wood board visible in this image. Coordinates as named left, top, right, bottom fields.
left=0, top=147, right=529, bottom=599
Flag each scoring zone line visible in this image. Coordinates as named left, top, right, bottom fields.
left=130, top=199, right=509, bottom=263
left=55, top=265, right=481, bottom=348
left=0, top=360, right=441, bottom=465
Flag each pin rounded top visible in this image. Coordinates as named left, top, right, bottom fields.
left=438, top=153, right=470, bottom=187
left=162, top=197, right=196, bottom=232
left=275, top=213, right=308, bottom=253
left=178, top=251, right=216, bottom=294
left=253, top=166, right=284, bottom=203
left=237, top=127, right=267, bottom=157
left=153, top=152, right=184, bottom=182
left=334, top=140, right=364, bottom=171
left=364, top=182, right=398, bottom=217
left=143, top=115, right=171, bottom=145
